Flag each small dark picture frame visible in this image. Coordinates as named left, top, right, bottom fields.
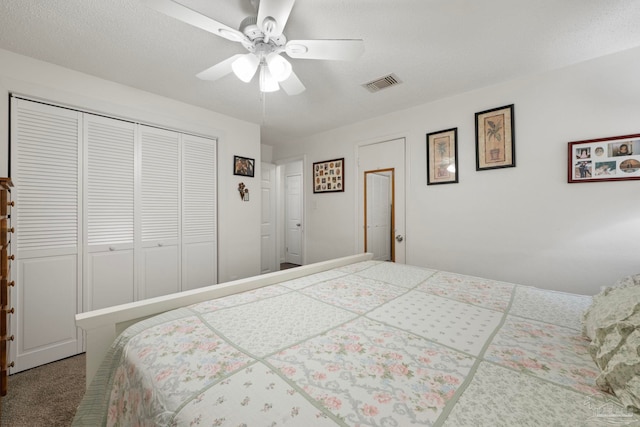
left=426, top=128, right=458, bottom=185
left=233, top=155, right=255, bottom=177
left=313, top=158, right=344, bottom=193
left=567, top=134, right=640, bottom=183
left=475, top=104, right=515, bottom=170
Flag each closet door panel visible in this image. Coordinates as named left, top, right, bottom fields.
left=10, top=98, right=82, bottom=372
left=13, top=100, right=80, bottom=254
left=18, top=256, right=78, bottom=369
left=183, top=241, right=215, bottom=290
left=84, top=115, right=135, bottom=311
left=182, top=134, right=217, bottom=290
left=85, top=116, right=135, bottom=247
left=87, top=250, right=134, bottom=310
left=142, top=246, right=179, bottom=299
left=139, top=126, right=180, bottom=298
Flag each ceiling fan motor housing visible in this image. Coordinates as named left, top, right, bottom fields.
left=239, top=16, right=286, bottom=48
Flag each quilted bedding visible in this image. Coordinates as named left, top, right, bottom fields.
left=72, top=261, right=640, bottom=426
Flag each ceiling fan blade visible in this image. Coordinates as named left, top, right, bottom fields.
left=280, top=71, right=305, bottom=95
left=257, top=0, right=295, bottom=37
left=143, top=0, right=247, bottom=42
left=196, top=54, right=244, bottom=81
left=285, top=39, right=364, bottom=60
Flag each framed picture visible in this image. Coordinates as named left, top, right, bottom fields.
left=426, top=128, right=458, bottom=185
left=313, top=158, right=344, bottom=193
left=233, top=155, right=255, bottom=177
left=568, top=134, right=640, bottom=183
left=475, top=104, right=515, bottom=170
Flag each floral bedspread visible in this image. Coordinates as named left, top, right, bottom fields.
left=73, top=261, right=640, bottom=426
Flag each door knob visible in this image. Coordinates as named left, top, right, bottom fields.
left=296, top=223, right=301, bottom=227
left=395, top=235, right=404, bottom=242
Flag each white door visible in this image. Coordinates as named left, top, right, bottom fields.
left=260, top=163, right=277, bottom=274
left=139, top=125, right=180, bottom=299
left=10, top=98, right=83, bottom=372
left=285, top=170, right=303, bottom=265
left=366, top=172, right=392, bottom=261
left=358, top=138, right=406, bottom=263
left=181, top=134, right=217, bottom=290
left=84, top=114, right=136, bottom=310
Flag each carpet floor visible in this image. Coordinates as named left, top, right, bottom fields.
left=1, top=353, right=86, bottom=426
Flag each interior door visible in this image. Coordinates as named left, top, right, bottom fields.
left=358, top=138, right=406, bottom=263
left=285, top=171, right=303, bottom=265
left=139, top=125, right=180, bottom=299
left=84, top=114, right=136, bottom=311
left=365, top=170, right=392, bottom=261
left=10, top=98, right=83, bottom=372
left=181, top=134, right=217, bottom=290
left=260, top=163, right=277, bottom=274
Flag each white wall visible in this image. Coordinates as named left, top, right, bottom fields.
left=273, top=46, right=640, bottom=296
left=0, top=49, right=261, bottom=283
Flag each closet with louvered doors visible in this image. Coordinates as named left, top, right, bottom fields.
left=10, top=99, right=83, bottom=373
left=10, top=97, right=218, bottom=371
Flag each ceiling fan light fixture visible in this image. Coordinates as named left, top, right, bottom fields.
left=231, top=53, right=260, bottom=82
left=266, top=53, right=292, bottom=82
left=259, top=65, right=280, bottom=92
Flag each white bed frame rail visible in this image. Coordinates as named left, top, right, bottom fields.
left=76, top=253, right=373, bottom=387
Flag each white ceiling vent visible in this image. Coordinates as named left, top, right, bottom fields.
left=363, top=74, right=402, bottom=93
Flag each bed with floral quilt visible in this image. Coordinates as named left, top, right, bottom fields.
left=72, top=260, right=640, bottom=426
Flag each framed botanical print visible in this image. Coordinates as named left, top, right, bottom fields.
left=426, top=128, right=458, bottom=185
left=475, top=104, right=515, bottom=170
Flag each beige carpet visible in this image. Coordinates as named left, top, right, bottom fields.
left=1, top=354, right=86, bottom=426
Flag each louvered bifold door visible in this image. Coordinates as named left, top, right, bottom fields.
left=10, top=98, right=82, bottom=372
left=139, top=125, right=180, bottom=299
left=181, top=134, right=217, bottom=290
left=83, top=114, right=136, bottom=311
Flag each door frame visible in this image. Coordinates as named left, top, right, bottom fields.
left=355, top=136, right=407, bottom=263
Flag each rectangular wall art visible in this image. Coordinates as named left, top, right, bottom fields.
left=313, top=158, right=344, bottom=193
left=426, top=128, right=459, bottom=185
left=475, top=104, right=515, bottom=170
left=568, top=134, right=640, bottom=183
left=233, top=155, right=255, bottom=177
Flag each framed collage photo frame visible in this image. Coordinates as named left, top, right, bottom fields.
left=568, top=134, right=640, bottom=183
left=313, top=158, right=344, bottom=193
left=426, top=128, right=458, bottom=185
left=233, top=155, right=255, bottom=177
left=475, top=104, right=515, bottom=170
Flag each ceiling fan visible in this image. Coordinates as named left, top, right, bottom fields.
left=143, top=0, right=365, bottom=95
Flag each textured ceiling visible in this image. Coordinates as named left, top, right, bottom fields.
left=2, top=1, right=640, bottom=148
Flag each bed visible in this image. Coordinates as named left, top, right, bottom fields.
left=72, top=254, right=640, bottom=426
